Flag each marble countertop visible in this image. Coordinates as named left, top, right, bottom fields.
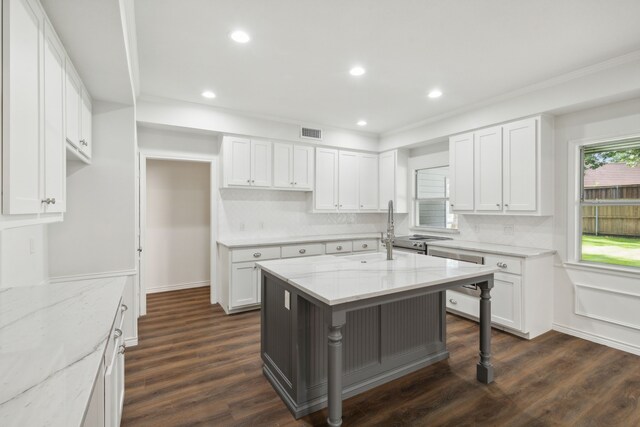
left=0, top=277, right=126, bottom=427
left=427, top=240, right=556, bottom=258
left=257, top=252, right=498, bottom=306
left=217, top=232, right=382, bottom=248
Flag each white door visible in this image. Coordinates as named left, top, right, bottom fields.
left=503, top=118, right=537, bottom=212
left=43, top=21, right=66, bottom=213
left=2, top=0, right=44, bottom=215
left=491, top=273, right=522, bottom=331
left=227, top=137, right=252, bottom=186
left=314, top=148, right=338, bottom=210
left=449, top=133, right=474, bottom=212
left=358, top=154, right=378, bottom=210
left=379, top=151, right=396, bottom=210
left=338, top=151, right=359, bottom=210
left=272, top=143, right=293, bottom=189
left=250, top=140, right=272, bottom=187
left=474, top=126, right=503, bottom=211
left=65, top=64, right=81, bottom=148
left=79, top=93, right=92, bottom=159
left=231, top=262, right=259, bottom=308
left=293, top=145, right=313, bottom=190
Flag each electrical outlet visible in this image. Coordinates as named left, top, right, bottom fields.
left=284, top=290, right=290, bottom=310
left=503, top=225, right=514, bottom=235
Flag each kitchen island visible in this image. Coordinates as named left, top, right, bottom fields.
left=257, top=252, right=499, bottom=426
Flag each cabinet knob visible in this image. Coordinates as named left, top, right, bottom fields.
left=336, top=245, right=343, bottom=250
left=497, top=262, right=507, bottom=268
left=253, top=252, right=262, bottom=258
left=299, top=249, right=306, bottom=254
left=41, top=198, right=56, bottom=205
left=450, top=204, right=454, bottom=207
left=496, top=203, right=501, bottom=207
left=334, top=204, right=337, bottom=207
left=360, top=205, right=363, bottom=208
left=251, top=180, right=255, bottom=183
left=114, top=328, right=122, bottom=339
left=362, top=244, right=368, bottom=248
left=118, top=345, right=126, bottom=355
left=505, top=204, right=509, bottom=207
left=449, top=298, right=458, bottom=305
left=79, top=139, right=87, bottom=146
left=291, top=182, right=294, bottom=185
left=246, top=179, right=251, bottom=183
left=121, top=304, right=128, bottom=312
left=339, top=205, right=343, bottom=208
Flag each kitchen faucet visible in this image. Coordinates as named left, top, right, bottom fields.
left=381, top=200, right=394, bottom=260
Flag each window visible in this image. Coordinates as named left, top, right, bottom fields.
left=414, top=166, right=457, bottom=230
left=579, top=140, right=640, bottom=268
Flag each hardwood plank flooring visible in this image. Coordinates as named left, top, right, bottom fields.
left=122, top=287, right=640, bottom=426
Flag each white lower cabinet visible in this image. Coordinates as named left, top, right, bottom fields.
left=231, top=261, right=260, bottom=308
left=491, top=273, right=522, bottom=331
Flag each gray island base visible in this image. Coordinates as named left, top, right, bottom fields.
left=258, top=252, right=497, bottom=426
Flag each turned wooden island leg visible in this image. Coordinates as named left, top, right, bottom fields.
left=477, top=277, right=494, bottom=384
left=327, top=312, right=346, bottom=427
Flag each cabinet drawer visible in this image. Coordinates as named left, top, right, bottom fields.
left=484, top=254, right=522, bottom=275
left=232, top=246, right=280, bottom=263
left=325, top=241, right=353, bottom=254
left=281, top=243, right=324, bottom=258
left=352, top=239, right=378, bottom=252
left=446, top=290, right=479, bottom=318
left=105, top=299, right=125, bottom=364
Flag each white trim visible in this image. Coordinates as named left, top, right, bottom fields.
left=125, top=337, right=138, bottom=347
left=410, top=227, right=460, bottom=235
left=146, top=280, right=210, bottom=294
left=574, top=283, right=640, bottom=331
left=48, top=269, right=137, bottom=283
left=562, top=261, right=640, bottom=279
left=552, top=323, right=640, bottom=356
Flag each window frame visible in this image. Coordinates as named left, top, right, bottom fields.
left=572, top=135, right=640, bottom=270
left=413, top=165, right=457, bottom=231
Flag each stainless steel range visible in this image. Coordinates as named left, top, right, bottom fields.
left=388, top=234, right=452, bottom=255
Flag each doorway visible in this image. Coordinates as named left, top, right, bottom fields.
left=139, top=154, right=216, bottom=315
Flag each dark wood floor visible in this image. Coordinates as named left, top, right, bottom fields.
left=122, top=287, right=640, bottom=426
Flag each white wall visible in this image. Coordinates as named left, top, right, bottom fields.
left=552, top=97, right=640, bottom=355
left=0, top=225, right=48, bottom=287
left=146, top=159, right=210, bottom=293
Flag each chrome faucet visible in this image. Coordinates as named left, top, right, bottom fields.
left=381, top=200, right=395, bottom=260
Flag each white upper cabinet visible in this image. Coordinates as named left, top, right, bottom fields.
left=338, top=151, right=359, bottom=210
left=43, top=21, right=66, bottom=213
left=378, top=150, right=408, bottom=213
left=449, top=133, right=475, bottom=212
left=250, top=139, right=272, bottom=187
left=225, top=137, right=252, bottom=186
left=358, top=154, right=378, bottom=210
left=79, top=92, right=92, bottom=159
left=314, top=148, right=339, bottom=210
left=65, top=64, right=81, bottom=148
left=503, top=118, right=537, bottom=212
left=448, top=116, right=553, bottom=216
left=272, top=143, right=314, bottom=190
left=474, top=126, right=503, bottom=212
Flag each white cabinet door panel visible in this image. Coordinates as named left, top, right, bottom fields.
left=492, top=273, right=522, bottom=331
left=273, top=142, right=293, bottom=188
left=231, top=261, right=259, bottom=308
left=358, top=154, right=378, bottom=210
left=315, top=148, right=338, bottom=210
left=503, top=118, right=537, bottom=212
left=251, top=140, right=272, bottom=187
left=293, top=145, right=313, bottom=190
left=474, top=126, right=502, bottom=211
left=378, top=151, right=395, bottom=210
left=43, top=22, right=66, bottom=213
left=449, top=133, right=474, bottom=212
left=80, top=93, right=92, bottom=159
left=65, top=65, right=81, bottom=148
left=227, top=137, right=252, bottom=186
left=338, top=151, right=358, bottom=210
left=3, top=0, right=44, bottom=214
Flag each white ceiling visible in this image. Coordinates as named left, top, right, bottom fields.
left=133, top=0, right=640, bottom=134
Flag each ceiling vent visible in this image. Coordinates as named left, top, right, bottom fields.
left=300, top=126, right=322, bottom=141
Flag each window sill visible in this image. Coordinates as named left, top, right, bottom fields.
left=563, top=261, right=640, bottom=279
left=410, top=226, right=460, bottom=235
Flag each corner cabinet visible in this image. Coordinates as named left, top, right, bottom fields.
left=448, top=116, right=553, bottom=216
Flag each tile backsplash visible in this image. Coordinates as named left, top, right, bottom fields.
left=218, top=189, right=409, bottom=240
left=455, top=214, right=554, bottom=249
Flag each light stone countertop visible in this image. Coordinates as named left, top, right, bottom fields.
left=257, top=252, right=499, bottom=306
left=0, top=277, right=126, bottom=427
left=217, top=232, right=382, bottom=248
left=427, top=240, right=556, bottom=258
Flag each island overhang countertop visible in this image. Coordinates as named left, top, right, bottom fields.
left=257, top=251, right=499, bottom=306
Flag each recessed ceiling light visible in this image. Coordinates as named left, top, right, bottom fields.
left=201, top=90, right=216, bottom=99
left=357, top=120, right=367, bottom=126
left=230, top=30, right=250, bottom=44
left=349, top=66, right=366, bottom=77
left=428, top=89, right=443, bottom=99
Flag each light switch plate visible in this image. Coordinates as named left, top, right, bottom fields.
left=284, top=290, right=290, bottom=310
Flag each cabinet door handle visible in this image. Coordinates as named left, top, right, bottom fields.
left=118, top=345, right=126, bottom=354
left=334, top=204, right=337, bottom=207
left=121, top=304, right=128, bottom=312
left=336, top=245, right=343, bottom=250
left=496, top=203, right=501, bottom=207
left=497, top=262, right=507, bottom=268
left=246, top=179, right=251, bottom=183
left=114, top=328, right=122, bottom=339
left=505, top=204, right=509, bottom=207
left=362, top=244, right=368, bottom=248
left=449, top=298, right=458, bottom=305
left=41, top=198, right=56, bottom=205
left=251, top=180, right=255, bottom=183
left=253, top=252, right=262, bottom=258
left=299, top=249, right=306, bottom=254
left=294, top=182, right=297, bottom=185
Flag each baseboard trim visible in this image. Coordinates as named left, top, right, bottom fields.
left=552, top=323, right=640, bottom=356
left=49, top=269, right=137, bottom=283
left=146, top=281, right=209, bottom=294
